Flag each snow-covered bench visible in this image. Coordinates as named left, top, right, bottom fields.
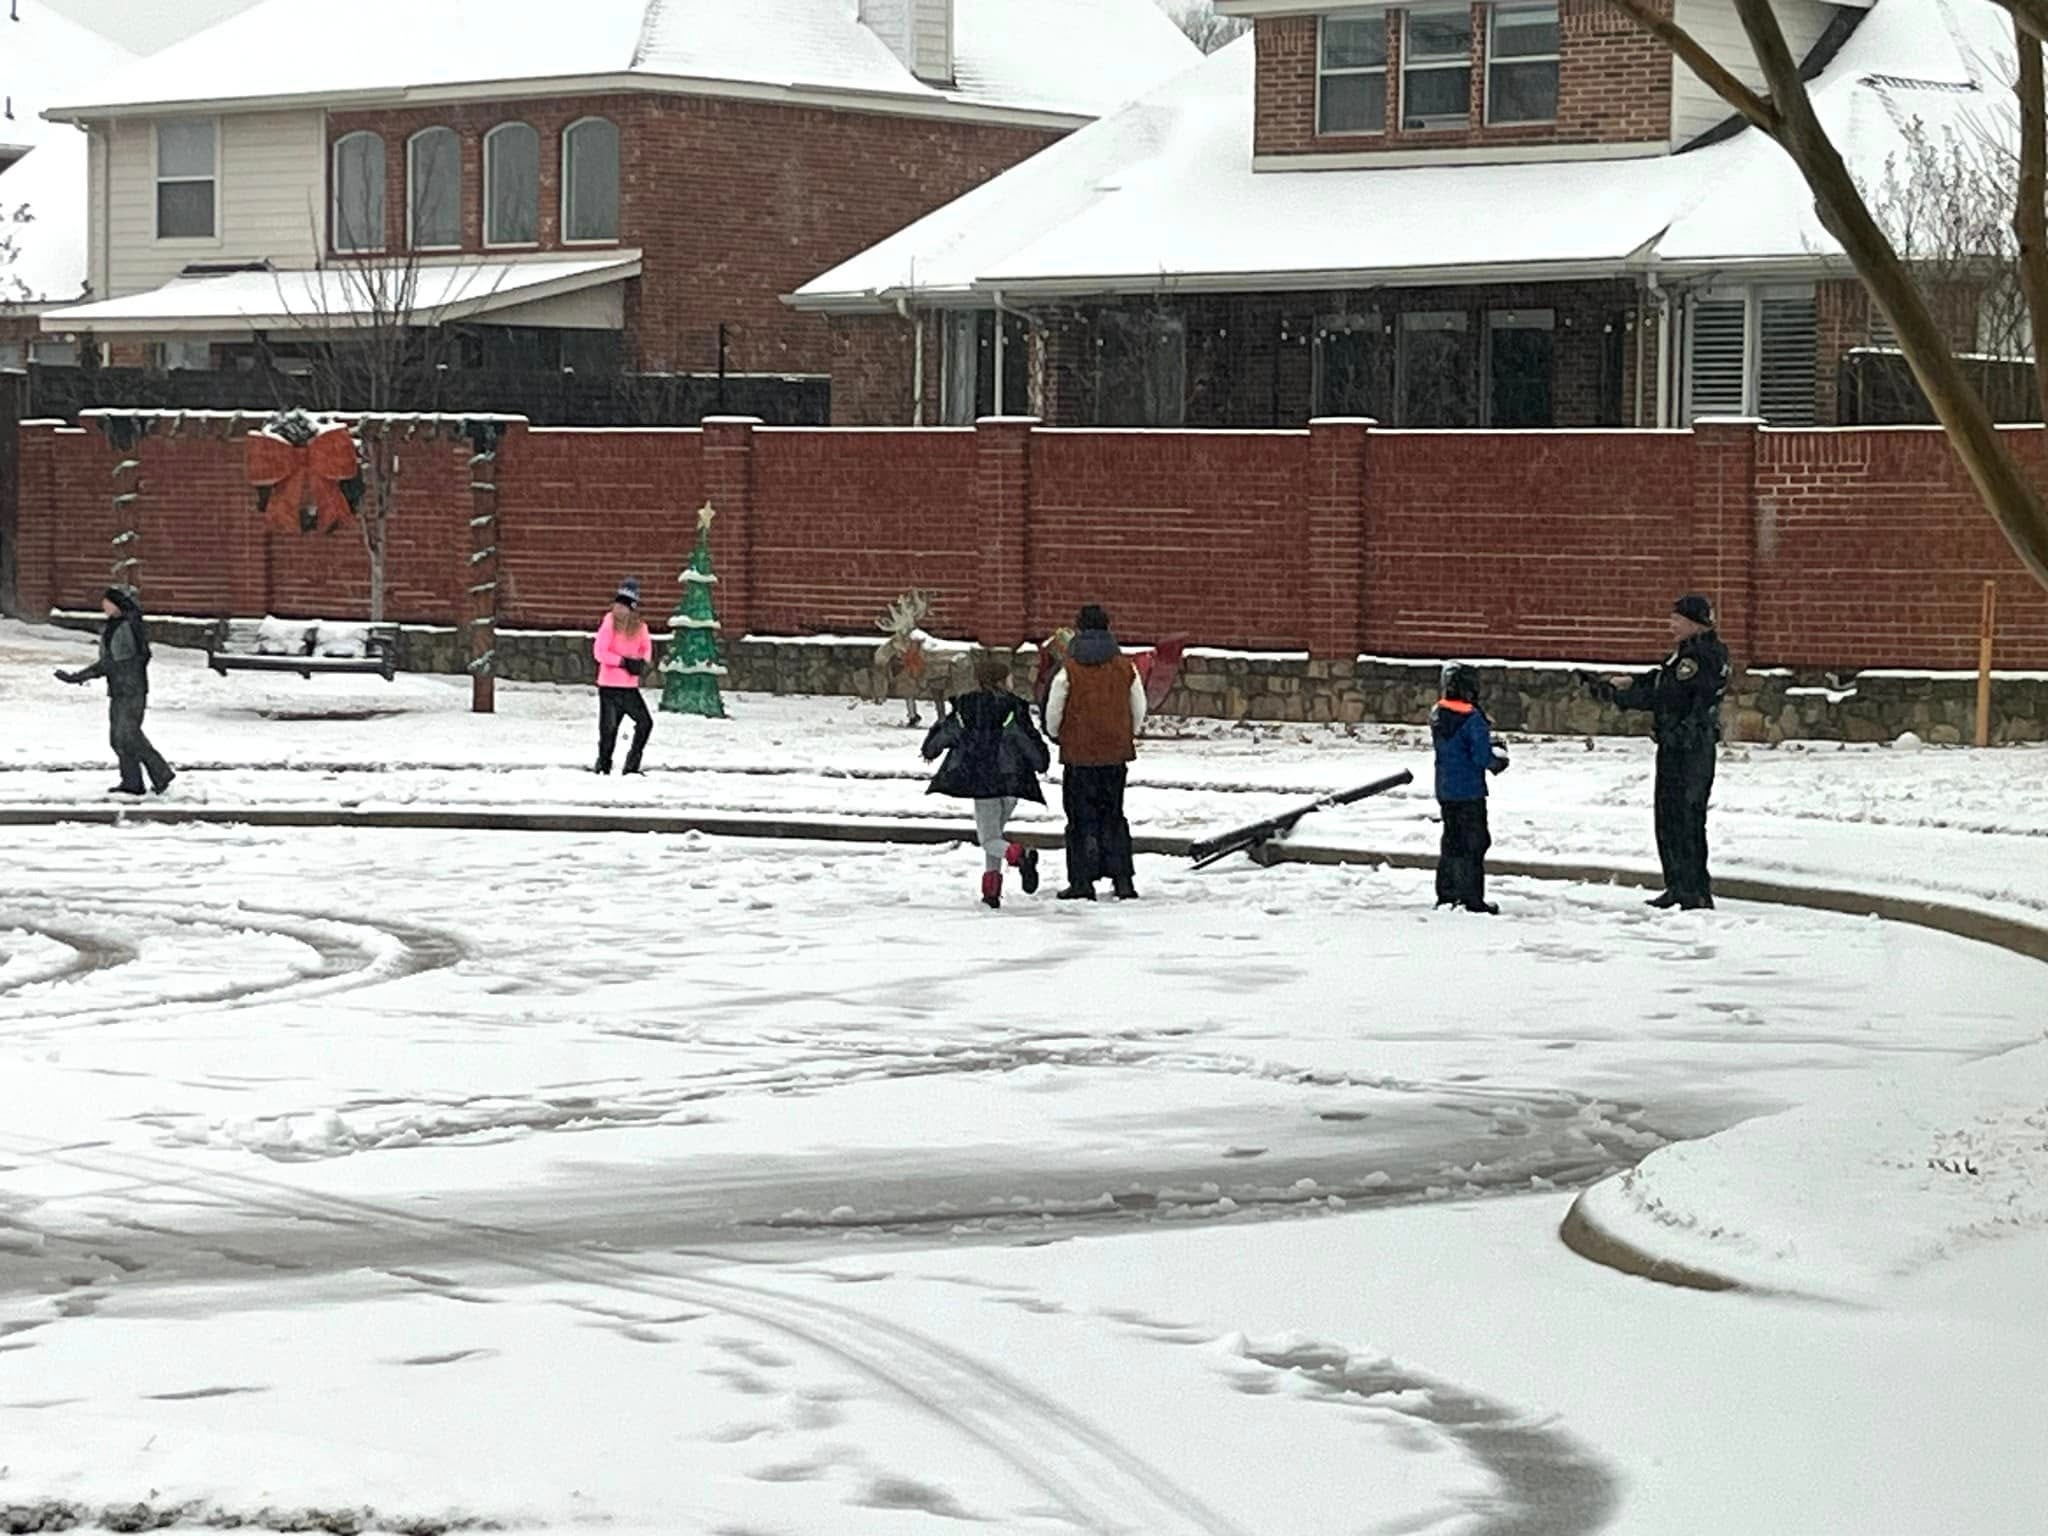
left=206, top=618, right=399, bottom=682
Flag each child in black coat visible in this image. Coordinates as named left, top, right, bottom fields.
left=922, top=653, right=1051, bottom=908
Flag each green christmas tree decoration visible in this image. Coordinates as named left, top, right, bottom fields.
left=660, top=502, right=728, bottom=718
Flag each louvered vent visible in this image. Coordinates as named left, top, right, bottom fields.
left=1687, top=299, right=1748, bottom=417
left=1758, top=296, right=1818, bottom=424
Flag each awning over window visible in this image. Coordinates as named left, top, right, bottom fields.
left=40, top=252, right=643, bottom=336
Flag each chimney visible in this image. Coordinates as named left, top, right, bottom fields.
left=859, top=0, right=954, bottom=86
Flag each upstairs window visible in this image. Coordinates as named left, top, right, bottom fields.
left=1486, top=3, right=1560, bottom=124
left=408, top=127, right=461, bottom=250
left=562, top=117, right=621, bottom=243
left=1402, top=8, right=1473, bottom=130
left=155, top=119, right=217, bottom=240
left=485, top=122, right=540, bottom=246
left=332, top=131, right=386, bottom=253
left=1317, top=12, right=1388, bottom=135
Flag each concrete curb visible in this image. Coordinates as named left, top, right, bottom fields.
left=7, top=801, right=2043, bottom=1292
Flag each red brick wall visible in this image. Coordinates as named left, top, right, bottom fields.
left=17, top=416, right=2048, bottom=669
left=749, top=427, right=981, bottom=633
left=1754, top=427, right=2048, bottom=668
left=494, top=427, right=705, bottom=629
left=1254, top=2, right=1671, bottom=158
left=1364, top=430, right=1690, bottom=656
left=329, top=96, right=1060, bottom=379
left=1028, top=430, right=1312, bottom=645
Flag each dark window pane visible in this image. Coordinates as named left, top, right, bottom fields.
left=1406, top=11, right=1471, bottom=59
left=1403, top=67, right=1470, bottom=125
left=157, top=180, right=214, bottom=239
left=1489, top=59, right=1558, bottom=122
left=1315, top=327, right=1379, bottom=415
left=564, top=118, right=620, bottom=242
left=334, top=135, right=385, bottom=252
left=1399, top=314, right=1474, bottom=425
left=1492, top=6, right=1560, bottom=57
left=1322, top=14, right=1387, bottom=68
left=1320, top=73, right=1386, bottom=133
left=410, top=129, right=461, bottom=248
left=487, top=125, right=539, bottom=245
left=1489, top=326, right=1554, bottom=426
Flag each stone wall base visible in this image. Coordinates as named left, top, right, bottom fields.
left=49, top=615, right=2048, bottom=746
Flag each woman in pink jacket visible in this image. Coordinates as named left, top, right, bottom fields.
left=593, top=578, right=655, bottom=774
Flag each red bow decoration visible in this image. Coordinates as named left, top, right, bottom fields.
left=247, top=427, right=360, bottom=535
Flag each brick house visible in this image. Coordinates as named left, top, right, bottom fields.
left=31, top=0, right=1195, bottom=389
left=797, top=0, right=2006, bottom=429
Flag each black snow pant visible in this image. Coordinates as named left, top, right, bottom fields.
left=109, top=690, right=174, bottom=794
left=1061, top=764, right=1134, bottom=888
left=1435, top=798, right=1491, bottom=910
left=1653, top=741, right=1717, bottom=906
left=597, top=685, right=653, bottom=773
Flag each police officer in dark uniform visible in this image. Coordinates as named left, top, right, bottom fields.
left=1585, top=594, right=1731, bottom=910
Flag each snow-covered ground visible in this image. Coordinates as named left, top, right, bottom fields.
left=2, top=618, right=2045, bottom=1534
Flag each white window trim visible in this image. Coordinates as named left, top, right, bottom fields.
left=1400, top=6, right=1474, bottom=132
left=406, top=127, right=463, bottom=252
left=1483, top=2, right=1561, bottom=127
left=559, top=116, right=621, bottom=247
left=153, top=117, right=221, bottom=245
left=1315, top=11, right=1388, bottom=138
left=483, top=121, right=541, bottom=250
left=331, top=131, right=386, bottom=255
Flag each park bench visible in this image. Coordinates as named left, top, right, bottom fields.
left=207, top=617, right=400, bottom=682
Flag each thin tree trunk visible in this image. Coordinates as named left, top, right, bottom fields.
left=2013, top=29, right=2048, bottom=426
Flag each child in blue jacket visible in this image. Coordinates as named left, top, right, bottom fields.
left=1432, top=664, right=1510, bottom=914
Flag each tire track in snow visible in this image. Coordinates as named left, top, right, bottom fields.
left=0, top=1132, right=1251, bottom=1536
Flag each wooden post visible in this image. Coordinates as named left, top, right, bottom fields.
left=466, top=421, right=505, bottom=716
left=1975, top=579, right=1998, bottom=748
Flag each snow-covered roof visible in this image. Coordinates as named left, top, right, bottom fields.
left=39, top=252, right=643, bottom=335
left=44, top=0, right=1199, bottom=126
left=795, top=0, right=2018, bottom=308
left=1, top=1, right=135, bottom=306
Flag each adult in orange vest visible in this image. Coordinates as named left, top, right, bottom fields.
left=1044, top=605, right=1148, bottom=901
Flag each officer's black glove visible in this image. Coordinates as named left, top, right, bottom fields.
left=54, top=669, right=81, bottom=685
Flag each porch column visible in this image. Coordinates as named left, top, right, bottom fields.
left=1305, top=416, right=1374, bottom=662
left=1689, top=416, right=1761, bottom=665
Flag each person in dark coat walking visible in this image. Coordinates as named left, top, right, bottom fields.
left=55, top=586, right=176, bottom=797
left=1045, top=605, right=1147, bottom=901
left=1587, top=594, right=1732, bottom=910
left=922, top=652, right=1050, bottom=908
left=1431, top=664, right=1510, bottom=914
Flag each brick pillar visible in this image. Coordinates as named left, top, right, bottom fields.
left=1305, top=417, right=1373, bottom=661
left=1689, top=416, right=1761, bottom=665
left=702, top=416, right=759, bottom=640
left=974, top=415, right=1035, bottom=645
left=16, top=422, right=57, bottom=619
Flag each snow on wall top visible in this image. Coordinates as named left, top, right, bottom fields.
left=797, top=0, right=2019, bottom=304
left=43, top=0, right=1198, bottom=124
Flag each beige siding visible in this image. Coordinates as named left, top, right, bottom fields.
left=911, top=0, right=954, bottom=83
left=1670, top=0, right=1843, bottom=147
left=87, top=124, right=109, bottom=300
left=103, top=109, right=326, bottom=298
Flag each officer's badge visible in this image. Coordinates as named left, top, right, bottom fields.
left=1676, top=658, right=1700, bottom=680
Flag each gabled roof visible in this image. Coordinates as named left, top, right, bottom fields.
left=794, top=0, right=2017, bottom=309
left=44, top=0, right=1199, bottom=126
left=1, top=0, right=136, bottom=306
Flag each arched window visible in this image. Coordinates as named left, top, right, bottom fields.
left=484, top=122, right=540, bottom=246
left=332, top=131, right=386, bottom=253
left=561, top=116, right=620, bottom=243
left=407, top=126, right=461, bottom=250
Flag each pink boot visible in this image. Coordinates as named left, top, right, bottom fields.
left=981, top=871, right=1002, bottom=909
